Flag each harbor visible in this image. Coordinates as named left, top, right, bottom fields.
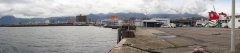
left=1, top=12, right=240, bottom=53
left=0, top=0, right=239, bottom=53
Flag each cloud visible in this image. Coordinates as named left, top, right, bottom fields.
left=0, top=0, right=215, bottom=18
left=0, top=0, right=32, bottom=4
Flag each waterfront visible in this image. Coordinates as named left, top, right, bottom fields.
left=0, top=26, right=117, bottom=53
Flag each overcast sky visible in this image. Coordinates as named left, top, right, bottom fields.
left=0, top=0, right=239, bottom=18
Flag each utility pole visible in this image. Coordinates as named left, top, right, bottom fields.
left=231, top=0, right=236, bottom=53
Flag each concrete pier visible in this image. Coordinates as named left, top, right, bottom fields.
left=110, top=27, right=175, bottom=53
left=110, top=27, right=240, bottom=53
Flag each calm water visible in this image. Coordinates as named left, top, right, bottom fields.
left=0, top=26, right=117, bottom=53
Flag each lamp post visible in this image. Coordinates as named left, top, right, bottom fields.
left=231, top=0, right=236, bottom=53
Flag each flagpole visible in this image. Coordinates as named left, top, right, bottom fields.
left=231, top=0, right=236, bottom=53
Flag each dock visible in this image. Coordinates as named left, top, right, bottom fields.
left=109, top=27, right=240, bottom=53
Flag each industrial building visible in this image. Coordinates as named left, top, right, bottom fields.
left=141, top=18, right=173, bottom=27
left=171, top=18, right=196, bottom=27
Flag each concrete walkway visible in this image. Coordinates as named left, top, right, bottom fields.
left=109, top=27, right=193, bottom=53
left=109, top=27, right=219, bottom=53
left=157, top=28, right=240, bottom=53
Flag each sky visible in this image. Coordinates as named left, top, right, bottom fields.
left=0, top=0, right=239, bottom=18
left=208, top=0, right=240, bottom=16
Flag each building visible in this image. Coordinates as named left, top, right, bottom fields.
left=142, top=18, right=171, bottom=27
left=76, top=15, right=87, bottom=22
left=134, top=19, right=143, bottom=26
left=101, top=19, right=122, bottom=26
left=171, top=18, right=196, bottom=27
left=75, top=15, right=87, bottom=25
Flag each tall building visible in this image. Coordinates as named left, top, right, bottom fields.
left=76, top=15, right=87, bottom=22
left=75, top=15, right=88, bottom=26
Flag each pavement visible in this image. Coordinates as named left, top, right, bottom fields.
left=109, top=27, right=240, bottom=53
left=157, top=27, right=240, bottom=53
